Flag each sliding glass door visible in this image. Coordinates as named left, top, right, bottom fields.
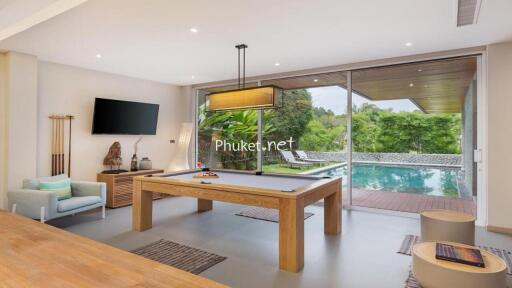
left=349, top=57, right=478, bottom=214
left=195, top=55, right=480, bottom=215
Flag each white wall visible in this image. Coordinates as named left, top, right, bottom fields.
left=6, top=52, right=38, bottom=191
left=0, top=53, right=7, bottom=208
left=487, top=41, right=512, bottom=230
left=37, top=61, right=191, bottom=181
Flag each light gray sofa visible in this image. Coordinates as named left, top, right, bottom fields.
left=8, top=174, right=106, bottom=223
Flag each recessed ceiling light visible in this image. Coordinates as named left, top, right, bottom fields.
left=190, top=28, right=198, bottom=33
left=405, top=42, right=413, bottom=47
left=314, top=79, right=319, bottom=82
left=274, top=62, right=280, bottom=66
left=191, top=75, right=196, bottom=79
left=409, top=83, right=414, bottom=87
left=95, top=54, right=102, bottom=59
left=417, top=69, right=423, bottom=72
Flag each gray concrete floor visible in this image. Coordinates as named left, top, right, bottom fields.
left=49, top=197, right=512, bottom=288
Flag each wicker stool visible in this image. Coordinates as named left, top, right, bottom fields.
left=412, top=241, right=507, bottom=288
left=421, top=210, right=475, bottom=245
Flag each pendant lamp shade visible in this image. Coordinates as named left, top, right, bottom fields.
left=206, top=85, right=281, bottom=111
left=205, top=44, right=282, bottom=111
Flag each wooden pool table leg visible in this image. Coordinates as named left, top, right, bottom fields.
left=324, top=186, right=341, bottom=235
left=197, top=199, right=213, bottom=212
left=132, top=179, right=153, bottom=231
left=279, top=198, right=304, bottom=272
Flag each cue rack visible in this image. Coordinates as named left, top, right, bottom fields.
left=49, top=114, right=74, bottom=177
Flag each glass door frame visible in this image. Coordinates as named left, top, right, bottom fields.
left=193, top=51, right=486, bottom=223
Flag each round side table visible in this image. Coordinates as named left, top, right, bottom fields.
left=421, top=209, right=475, bottom=245
left=412, top=241, right=507, bottom=288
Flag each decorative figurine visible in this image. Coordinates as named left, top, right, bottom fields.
left=103, top=142, right=125, bottom=173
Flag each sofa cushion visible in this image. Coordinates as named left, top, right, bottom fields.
left=40, top=178, right=72, bottom=201
left=23, top=174, right=68, bottom=190
left=58, top=196, right=102, bottom=212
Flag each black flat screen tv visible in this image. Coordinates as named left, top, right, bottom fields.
left=92, top=98, right=159, bottom=135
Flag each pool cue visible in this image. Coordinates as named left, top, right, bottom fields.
left=60, top=117, right=64, bottom=175
left=60, top=118, right=64, bottom=175
left=67, top=115, right=73, bottom=177
left=57, top=117, right=61, bottom=174
left=55, top=117, right=59, bottom=175
left=49, top=115, right=75, bottom=176
left=57, top=118, right=60, bottom=174
left=51, top=118, right=56, bottom=175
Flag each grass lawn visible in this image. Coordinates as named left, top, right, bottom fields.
left=263, top=162, right=334, bottom=174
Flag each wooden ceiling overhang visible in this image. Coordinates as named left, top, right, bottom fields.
left=201, top=57, right=477, bottom=114
left=351, top=57, right=477, bottom=113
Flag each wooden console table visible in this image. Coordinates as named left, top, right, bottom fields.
left=0, top=210, right=226, bottom=287
left=98, top=169, right=164, bottom=208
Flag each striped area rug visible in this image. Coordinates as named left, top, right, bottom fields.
left=404, top=271, right=421, bottom=288
left=398, top=234, right=512, bottom=275
left=479, top=245, right=512, bottom=275
left=236, top=207, right=314, bottom=223
left=397, top=234, right=421, bottom=255
left=131, top=239, right=227, bottom=275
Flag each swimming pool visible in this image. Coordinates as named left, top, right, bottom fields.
left=314, top=163, right=460, bottom=197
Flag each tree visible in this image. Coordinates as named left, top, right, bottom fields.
left=298, top=106, right=347, bottom=152
left=422, top=114, right=461, bottom=154
left=376, top=112, right=461, bottom=154
left=264, top=89, right=313, bottom=149
left=299, top=118, right=345, bottom=151
left=352, top=112, right=380, bottom=152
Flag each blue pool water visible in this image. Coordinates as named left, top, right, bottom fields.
left=315, top=164, right=460, bottom=197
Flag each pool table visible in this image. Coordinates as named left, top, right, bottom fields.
left=132, top=169, right=342, bottom=272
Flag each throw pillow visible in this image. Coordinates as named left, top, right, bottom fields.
left=39, top=178, right=72, bottom=201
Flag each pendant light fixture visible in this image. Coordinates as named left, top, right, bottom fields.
left=206, top=44, right=282, bottom=111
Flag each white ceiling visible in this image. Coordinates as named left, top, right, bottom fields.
left=0, top=0, right=87, bottom=41
left=1, top=0, right=511, bottom=86
left=0, top=0, right=57, bottom=29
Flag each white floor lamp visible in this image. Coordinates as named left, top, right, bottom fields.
left=167, top=122, right=193, bottom=172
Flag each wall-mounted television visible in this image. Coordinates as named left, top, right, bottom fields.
left=92, top=98, right=159, bottom=135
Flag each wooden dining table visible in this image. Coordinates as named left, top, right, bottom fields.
left=0, top=210, right=227, bottom=288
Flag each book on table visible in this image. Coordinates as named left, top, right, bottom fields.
left=435, top=243, right=485, bottom=268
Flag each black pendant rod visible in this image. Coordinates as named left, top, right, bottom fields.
left=243, top=45, right=246, bottom=88
left=238, top=47, right=241, bottom=88
left=235, top=44, right=248, bottom=89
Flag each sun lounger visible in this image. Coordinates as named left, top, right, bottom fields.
left=295, top=150, right=328, bottom=163
left=279, top=150, right=312, bottom=168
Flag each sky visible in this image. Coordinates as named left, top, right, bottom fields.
left=308, top=86, right=419, bottom=115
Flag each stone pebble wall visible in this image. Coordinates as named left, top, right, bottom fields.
left=305, top=151, right=461, bottom=166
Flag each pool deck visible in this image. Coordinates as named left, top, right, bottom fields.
left=345, top=188, right=476, bottom=216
